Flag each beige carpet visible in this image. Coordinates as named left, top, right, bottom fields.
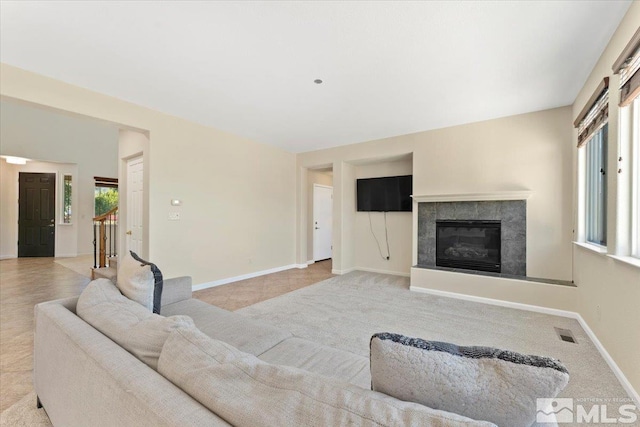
left=238, top=271, right=638, bottom=426
left=0, top=393, right=50, bottom=427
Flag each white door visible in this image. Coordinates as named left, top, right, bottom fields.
left=313, top=184, right=333, bottom=261
left=126, top=156, right=144, bottom=255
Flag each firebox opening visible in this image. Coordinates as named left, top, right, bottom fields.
left=436, top=220, right=501, bottom=273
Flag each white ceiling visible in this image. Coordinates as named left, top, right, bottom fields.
left=0, top=1, right=631, bottom=153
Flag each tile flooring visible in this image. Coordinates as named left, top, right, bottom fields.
left=0, top=256, right=333, bottom=413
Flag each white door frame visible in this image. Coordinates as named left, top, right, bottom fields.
left=313, top=184, right=333, bottom=261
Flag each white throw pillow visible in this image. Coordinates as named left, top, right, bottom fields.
left=77, top=278, right=194, bottom=370
left=370, top=332, right=569, bottom=427
left=117, top=251, right=156, bottom=312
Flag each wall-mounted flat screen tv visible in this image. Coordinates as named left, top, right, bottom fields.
left=357, top=175, right=412, bottom=212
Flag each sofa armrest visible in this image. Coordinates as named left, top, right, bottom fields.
left=34, top=299, right=229, bottom=426
left=162, top=276, right=193, bottom=306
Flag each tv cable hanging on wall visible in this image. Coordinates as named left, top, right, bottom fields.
left=369, top=211, right=391, bottom=260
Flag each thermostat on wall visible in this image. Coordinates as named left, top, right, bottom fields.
left=170, top=199, right=182, bottom=206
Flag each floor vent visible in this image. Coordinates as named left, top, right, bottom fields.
left=555, top=327, right=577, bottom=344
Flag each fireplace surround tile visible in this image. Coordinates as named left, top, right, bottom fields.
left=417, top=200, right=526, bottom=275
left=500, top=202, right=526, bottom=223
left=477, top=201, right=501, bottom=218
left=454, top=202, right=478, bottom=219
left=435, top=203, right=456, bottom=219
left=418, top=204, right=436, bottom=239
left=502, top=222, right=526, bottom=242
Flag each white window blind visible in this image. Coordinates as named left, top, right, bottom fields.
left=574, top=78, right=609, bottom=148
left=613, top=27, right=640, bottom=107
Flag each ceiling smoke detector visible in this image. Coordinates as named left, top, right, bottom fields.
left=314, top=79, right=323, bottom=84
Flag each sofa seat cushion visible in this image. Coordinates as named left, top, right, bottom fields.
left=258, top=337, right=371, bottom=388
left=158, top=325, right=496, bottom=427
left=76, top=278, right=195, bottom=370
left=161, top=298, right=292, bottom=356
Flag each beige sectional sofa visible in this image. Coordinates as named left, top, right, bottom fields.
left=34, top=276, right=496, bottom=427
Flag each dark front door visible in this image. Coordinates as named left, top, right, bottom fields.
left=18, top=172, right=56, bottom=257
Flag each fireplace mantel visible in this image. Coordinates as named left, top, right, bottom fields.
left=411, top=191, right=532, bottom=203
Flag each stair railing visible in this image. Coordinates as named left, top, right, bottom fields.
left=93, top=207, right=118, bottom=268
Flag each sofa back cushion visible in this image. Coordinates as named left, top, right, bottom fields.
left=77, top=278, right=194, bottom=370
left=158, top=325, right=496, bottom=427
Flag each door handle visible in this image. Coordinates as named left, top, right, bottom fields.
left=48, top=224, right=55, bottom=227
left=126, top=230, right=132, bottom=235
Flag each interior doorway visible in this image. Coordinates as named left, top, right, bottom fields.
left=313, top=184, right=333, bottom=261
left=125, top=156, right=144, bottom=254
left=18, top=172, right=56, bottom=257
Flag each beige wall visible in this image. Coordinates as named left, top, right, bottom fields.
left=0, top=159, right=17, bottom=258
left=306, top=170, right=333, bottom=262
left=0, top=64, right=297, bottom=285
left=298, top=106, right=574, bottom=281
left=0, top=100, right=118, bottom=256
left=333, top=161, right=357, bottom=273
left=571, top=2, right=640, bottom=394
left=355, top=158, right=413, bottom=275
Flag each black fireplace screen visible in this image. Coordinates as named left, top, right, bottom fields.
left=435, top=220, right=501, bottom=273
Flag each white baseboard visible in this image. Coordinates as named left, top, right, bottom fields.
left=55, top=253, right=78, bottom=258
left=192, top=264, right=299, bottom=291
left=356, top=267, right=410, bottom=277
left=331, top=267, right=356, bottom=275
left=332, top=267, right=410, bottom=277
left=409, top=286, right=639, bottom=404
left=573, top=314, right=640, bottom=405
left=307, top=260, right=315, bottom=265
left=0, top=254, right=16, bottom=260
left=295, top=263, right=308, bottom=269
left=409, top=286, right=577, bottom=318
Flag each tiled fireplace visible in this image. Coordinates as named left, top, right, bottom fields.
left=417, top=200, right=526, bottom=276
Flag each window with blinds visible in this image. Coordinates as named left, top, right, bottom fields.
left=575, top=78, right=609, bottom=247
left=613, top=27, right=640, bottom=259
